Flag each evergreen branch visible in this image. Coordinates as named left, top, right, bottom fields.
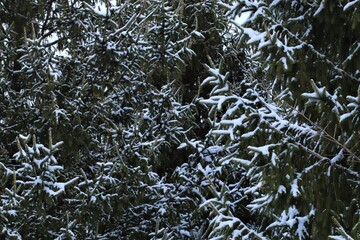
left=281, top=27, right=358, bottom=82
left=235, top=55, right=360, bottom=164
left=236, top=1, right=358, bottom=82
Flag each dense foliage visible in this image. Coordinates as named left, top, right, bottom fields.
left=0, top=0, right=359, bottom=239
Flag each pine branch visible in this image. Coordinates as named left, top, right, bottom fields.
left=235, top=55, right=360, bottom=163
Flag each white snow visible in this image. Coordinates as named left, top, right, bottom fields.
left=340, top=109, right=356, bottom=122
left=248, top=194, right=273, bottom=210
left=231, top=157, right=251, bottom=166
left=248, top=144, right=278, bottom=157
left=277, top=185, right=286, bottom=194
left=243, top=28, right=267, bottom=45
left=314, top=1, right=325, bottom=16
left=233, top=11, right=251, bottom=26
left=267, top=206, right=314, bottom=239
left=290, top=178, right=300, bottom=197
left=330, top=149, right=344, bottom=164
left=295, top=216, right=310, bottom=239
left=7, top=210, right=17, bottom=216
left=48, top=165, right=63, bottom=172
left=271, top=152, right=278, bottom=166
left=83, top=1, right=109, bottom=17
left=329, top=236, right=349, bottom=240
left=344, top=0, right=359, bottom=11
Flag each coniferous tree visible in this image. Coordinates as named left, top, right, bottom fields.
left=0, top=131, right=78, bottom=238
left=196, top=0, right=360, bottom=239
left=3, top=0, right=358, bottom=239
left=0, top=0, right=234, bottom=238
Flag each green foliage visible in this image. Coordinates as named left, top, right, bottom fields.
left=198, top=0, right=360, bottom=239
left=0, top=0, right=231, bottom=238
left=2, top=0, right=358, bottom=239
left=0, top=130, right=78, bottom=239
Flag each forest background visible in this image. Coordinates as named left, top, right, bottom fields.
left=1, top=0, right=360, bottom=239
